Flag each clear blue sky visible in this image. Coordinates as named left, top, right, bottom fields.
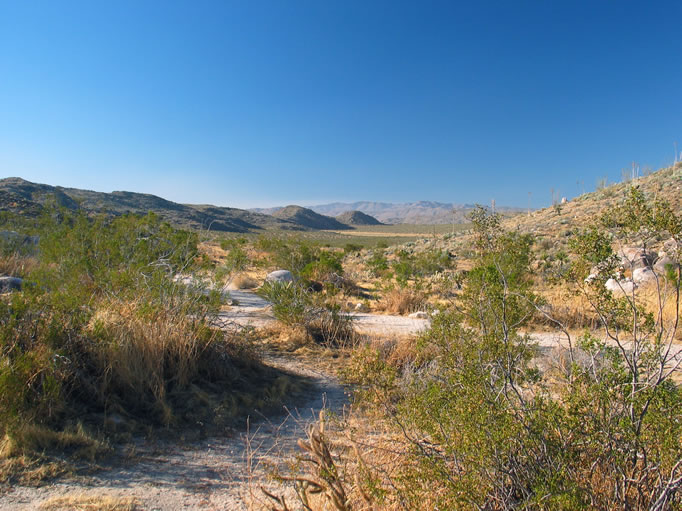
left=1, top=1, right=680, bottom=208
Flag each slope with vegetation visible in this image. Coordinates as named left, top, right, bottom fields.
left=0, top=177, right=306, bottom=233
left=265, top=184, right=682, bottom=510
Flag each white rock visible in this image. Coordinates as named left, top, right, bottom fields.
left=265, top=270, right=294, bottom=284
left=408, top=311, right=429, bottom=319
left=354, top=302, right=369, bottom=312
left=584, top=273, right=598, bottom=283
left=605, top=278, right=636, bottom=294
left=633, top=267, right=656, bottom=284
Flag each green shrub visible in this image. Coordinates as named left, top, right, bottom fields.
left=0, top=209, right=291, bottom=470
left=347, top=200, right=682, bottom=509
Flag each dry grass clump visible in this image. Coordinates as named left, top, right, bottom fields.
left=39, top=494, right=138, bottom=511
left=377, top=286, right=426, bottom=315
left=1, top=423, right=109, bottom=462
left=266, top=409, right=426, bottom=511
left=231, top=272, right=260, bottom=289
left=304, top=308, right=359, bottom=349
left=0, top=253, right=38, bottom=278
left=534, top=287, right=601, bottom=330
left=84, top=299, right=244, bottom=425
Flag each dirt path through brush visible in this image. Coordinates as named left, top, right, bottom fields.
left=1, top=354, right=349, bottom=511
left=218, top=290, right=431, bottom=336
left=3, top=289, right=424, bottom=511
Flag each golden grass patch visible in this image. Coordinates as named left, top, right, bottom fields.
left=39, top=494, right=138, bottom=511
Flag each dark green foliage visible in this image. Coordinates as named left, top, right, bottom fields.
left=367, top=249, right=389, bottom=277
left=391, top=249, right=453, bottom=286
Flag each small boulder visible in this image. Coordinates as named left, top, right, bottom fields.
left=265, top=270, right=294, bottom=284
left=654, top=256, right=679, bottom=273
left=605, top=278, right=636, bottom=294
left=0, top=276, right=22, bottom=292
left=408, top=311, right=429, bottom=319
left=633, top=267, right=656, bottom=285
left=618, top=247, right=656, bottom=270
left=663, top=238, right=678, bottom=253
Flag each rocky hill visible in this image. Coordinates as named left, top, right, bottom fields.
left=0, top=178, right=304, bottom=233
left=402, top=163, right=682, bottom=259
left=272, top=205, right=351, bottom=230
left=504, top=162, right=682, bottom=238
left=335, top=210, right=383, bottom=226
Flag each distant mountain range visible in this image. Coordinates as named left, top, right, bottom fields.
left=0, top=177, right=524, bottom=232
left=253, top=201, right=526, bottom=224
left=0, top=177, right=388, bottom=233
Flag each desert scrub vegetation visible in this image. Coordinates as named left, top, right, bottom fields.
left=258, top=280, right=357, bottom=349
left=282, top=196, right=682, bottom=510
left=0, top=209, right=298, bottom=481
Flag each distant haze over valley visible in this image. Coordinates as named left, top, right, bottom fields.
left=252, top=201, right=527, bottom=225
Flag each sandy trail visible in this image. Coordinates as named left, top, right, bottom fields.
left=1, top=354, right=349, bottom=511
left=218, top=290, right=431, bottom=337
left=3, top=290, right=427, bottom=511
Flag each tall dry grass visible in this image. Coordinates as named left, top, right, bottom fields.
left=376, top=287, right=426, bottom=315
left=85, top=298, right=238, bottom=424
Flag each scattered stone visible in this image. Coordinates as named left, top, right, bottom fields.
left=0, top=276, right=22, bottom=292
left=265, top=270, right=294, bottom=283
left=584, top=273, right=598, bottom=283
left=408, top=311, right=429, bottom=319
left=663, top=238, right=678, bottom=253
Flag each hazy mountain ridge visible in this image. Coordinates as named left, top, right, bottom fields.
left=253, top=200, right=525, bottom=224
left=272, top=205, right=351, bottom=230
left=335, top=210, right=383, bottom=226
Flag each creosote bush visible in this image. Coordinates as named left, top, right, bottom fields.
left=323, top=197, right=682, bottom=510
left=0, top=210, right=293, bottom=476
left=259, top=280, right=357, bottom=348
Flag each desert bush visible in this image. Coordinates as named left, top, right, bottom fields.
left=338, top=200, right=682, bottom=510
left=255, top=236, right=320, bottom=275
left=392, top=248, right=454, bottom=286
left=304, top=304, right=357, bottom=349
left=367, top=249, right=389, bottom=277
left=258, top=280, right=310, bottom=326
left=259, top=280, right=357, bottom=348
left=377, top=285, right=426, bottom=315
left=300, top=250, right=344, bottom=282
left=343, top=243, right=362, bottom=254
left=0, top=209, right=291, bottom=472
